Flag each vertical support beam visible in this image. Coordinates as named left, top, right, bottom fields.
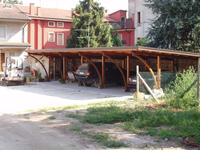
left=136, top=65, right=140, bottom=98
left=157, top=56, right=161, bottom=89
left=48, top=56, right=52, bottom=80
left=53, top=57, right=56, bottom=80
left=102, top=55, right=105, bottom=88
left=126, top=56, right=130, bottom=84
left=198, top=58, right=200, bottom=103
left=62, top=56, right=66, bottom=81
left=81, top=56, right=84, bottom=64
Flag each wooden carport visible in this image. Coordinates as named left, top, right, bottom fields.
left=27, top=46, right=200, bottom=92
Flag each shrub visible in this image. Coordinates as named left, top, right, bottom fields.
left=166, top=67, right=199, bottom=109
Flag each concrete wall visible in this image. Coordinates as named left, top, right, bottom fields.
left=128, top=0, right=156, bottom=42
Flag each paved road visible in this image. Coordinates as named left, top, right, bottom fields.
left=0, top=82, right=131, bottom=150
left=0, top=81, right=131, bottom=114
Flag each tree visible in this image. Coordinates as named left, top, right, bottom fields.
left=112, top=32, right=123, bottom=47
left=3, top=0, right=22, bottom=4
left=136, top=37, right=150, bottom=46
left=146, top=0, right=200, bottom=51
left=67, top=0, right=113, bottom=48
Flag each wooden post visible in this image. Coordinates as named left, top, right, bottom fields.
left=48, top=56, right=52, bottom=80
left=157, top=56, right=161, bottom=89
left=136, top=65, right=140, bottom=98
left=53, top=57, right=56, bottom=80
left=198, top=58, right=200, bottom=103
left=102, top=55, right=105, bottom=88
left=81, top=56, right=84, bottom=64
left=62, top=56, right=66, bottom=81
left=127, top=56, right=130, bottom=84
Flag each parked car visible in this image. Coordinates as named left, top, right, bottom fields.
left=74, top=62, right=123, bottom=88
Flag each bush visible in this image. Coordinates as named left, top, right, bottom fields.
left=166, top=67, right=199, bottom=109
left=136, top=37, right=150, bottom=46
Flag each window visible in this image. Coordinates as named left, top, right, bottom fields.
left=48, top=21, right=55, bottom=27
left=137, top=12, right=141, bottom=24
left=120, top=17, right=126, bottom=28
left=57, top=33, right=64, bottom=46
left=48, top=32, right=55, bottom=42
left=57, top=22, right=64, bottom=27
left=0, top=25, right=6, bottom=40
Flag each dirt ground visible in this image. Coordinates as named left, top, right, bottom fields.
left=12, top=109, right=192, bottom=150
left=0, top=82, right=196, bottom=150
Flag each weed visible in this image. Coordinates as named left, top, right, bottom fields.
left=86, top=132, right=127, bottom=148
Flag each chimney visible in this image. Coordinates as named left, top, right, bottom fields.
left=29, top=3, right=35, bottom=15
left=37, top=7, right=41, bottom=16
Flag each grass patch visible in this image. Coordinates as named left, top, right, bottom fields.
left=69, top=124, right=82, bottom=133
left=81, top=105, right=200, bottom=141
left=86, top=132, right=127, bottom=148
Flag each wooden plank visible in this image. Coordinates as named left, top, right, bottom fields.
left=138, top=73, right=159, bottom=103
left=102, top=55, right=105, bottom=88
left=0, top=53, right=5, bottom=72
left=136, top=65, right=140, bottom=98
left=157, top=56, right=161, bottom=89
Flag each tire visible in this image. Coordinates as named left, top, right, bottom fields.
left=78, top=81, right=83, bottom=86
left=93, top=80, right=100, bottom=88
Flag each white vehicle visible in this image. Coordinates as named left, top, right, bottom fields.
left=0, top=56, right=25, bottom=86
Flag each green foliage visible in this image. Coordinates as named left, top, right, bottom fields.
left=81, top=105, right=200, bottom=140
left=166, top=67, right=199, bottom=109
left=87, top=132, right=127, bottom=148
left=83, top=106, right=133, bottom=124
left=112, top=33, right=123, bottom=47
left=145, top=0, right=200, bottom=51
left=67, top=0, right=113, bottom=48
left=3, top=0, right=22, bottom=4
left=136, top=37, right=150, bottom=46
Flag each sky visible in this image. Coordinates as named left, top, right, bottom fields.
left=22, top=0, right=128, bottom=13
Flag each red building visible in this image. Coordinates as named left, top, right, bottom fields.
left=107, top=10, right=135, bottom=46
left=18, top=4, right=72, bottom=49
left=18, top=4, right=134, bottom=49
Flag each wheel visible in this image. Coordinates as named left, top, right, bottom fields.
left=78, top=81, right=83, bottom=86
left=93, top=80, right=101, bottom=88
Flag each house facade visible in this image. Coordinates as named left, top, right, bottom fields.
left=108, top=10, right=135, bottom=46
left=128, top=0, right=155, bottom=42
left=0, top=3, right=30, bottom=72
left=18, top=3, right=72, bottom=49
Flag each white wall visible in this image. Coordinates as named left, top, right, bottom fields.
left=27, top=56, right=49, bottom=79
left=128, top=0, right=156, bottom=43
left=0, top=21, right=25, bottom=43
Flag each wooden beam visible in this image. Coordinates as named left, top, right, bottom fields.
left=48, top=56, right=52, bottom=80
left=198, top=58, right=200, bottom=103
left=157, top=56, right=161, bottom=89
left=81, top=56, right=84, bottom=64
left=102, top=55, right=105, bottom=88
left=127, top=56, right=130, bottom=84
left=53, top=57, right=56, bottom=80
left=62, top=57, right=66, bottom=81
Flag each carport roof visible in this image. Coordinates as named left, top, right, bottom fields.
left=27, top=46, right=200, bottom=58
